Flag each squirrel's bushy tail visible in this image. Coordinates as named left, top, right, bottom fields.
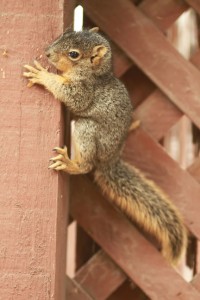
left=94, top=159, right=187, bottom=264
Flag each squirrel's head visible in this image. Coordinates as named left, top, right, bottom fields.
left=45, top=27, right=112, bottom=78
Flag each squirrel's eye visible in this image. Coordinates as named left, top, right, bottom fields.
left=68, top=51, right=80, bottom=60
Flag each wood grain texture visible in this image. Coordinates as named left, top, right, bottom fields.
left=139, top=0, right=188, bottom=32
left=113, top=46, right=133, bottom=78
left=186, top=0, right=200, bottom=15
left=75, top=250, right=126, bottom=300
left=121, top=66, right=156, bottom=107
left=108, top=281, right=149, bottom=300
left=192, top=274, right=200, bottom=292
left=75, top=225, right=99, bottom=271
left=133, top=90, right=182, bottom=140
left=81, top=0, right=200, bottom=128
left=110, top=0, right=188, bottom=79
left=65, top=276, right=94, bottom=300
left=132, top=46, right=200, bottom=142
left=120, top=0, right=189, bottom=137
left=70, top=175, right=200, bottom=300
left=187, top=157, right=200, bottom=184
left=0, top=0, right=69, bottom=299
left=124, top=129, right=200, bottom=238
left=121, top=0, right=194, bottom=140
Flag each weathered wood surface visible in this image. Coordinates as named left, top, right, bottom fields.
left=111, top=0, right=198, bottom=143
left=192, top=273, right=200, bottom=292
left=75, top=250, right=126, bottom=300
left=69, top=1, right=200, bottom=299
left=108, top=282, right=149, bottom=300
left=70, top=176, right=200, bottom=300
left=121, top=66, right=156, bottom=107
left=186, top=0, right=200, bottom=15
left=133, top=90, right=182, bottom=140
left=133, top=49, right=200, bottom=141
left=0, top=0, right=69, bottom=299
left=124, top=128, right=200, bottom=237
left=81, top=0, right=200, bottom=129
left=75, top=225, right=98, bottom=271
left=139, top=0, right=188, bottom=32
left=4, top=0, right=199, bottom=298
left=66, top=276, right=94, bottom=300
left=188, top=157, right=200, bottom=184
left=112, top=0, right=188, bottom=79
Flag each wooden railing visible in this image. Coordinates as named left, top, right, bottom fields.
left=66, top=1, right=200, bottom=299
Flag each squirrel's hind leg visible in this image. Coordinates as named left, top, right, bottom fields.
left=49, top=121, right=97, bottom=174
left=49, top=145, right=93, bottom=174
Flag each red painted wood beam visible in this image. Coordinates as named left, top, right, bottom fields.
left=81, top=0, right=200, bottom=129
left=75, top=250, right=126, bottom=300
left=0, top=0, right=73, bottom=299
left=124, top=128, right=200, bottom=238
left=186, top=0, right=200, bottom=15
left=140, top=0, right=188, bottom=32
left=70, top=175, right=200, bottom=300
left=66, top=276, right=94, bottom=300
left=114, top=0, right=188, bottom=78
left=133, top=89, right=182, bottom=140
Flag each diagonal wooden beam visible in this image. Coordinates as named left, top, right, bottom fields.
left=192, top=273, right=200, bottom=293
left=122, top=0, right=197, bottom=140
left=108, top=0, right=188, bottom=78
left=133, top=89, right=182, bottom=140
left=134, top=0, right=200, bottom=139
left=191, top=49, right=200, bottom=67
left=122, top=65, right=156, bottom=107
left=140, top=0, right=188, bottom=32
left=81, top=0, right=200, bottom=128
left=187, top=157, right=200, bottom=184
left=185, top=0, right=200, bottom=15
left=108, top=281, right=146, bottom=300
left=133, top=49, right=200, bottom=141
left=70, top=175, right=200, bottom=300
left=113, top=46, right=133, bottom=78
left=66, top=276, right=94, bottom=300
left=124, top=128, right=200, bottom=238
left=75, top=250, right=126, bottom=300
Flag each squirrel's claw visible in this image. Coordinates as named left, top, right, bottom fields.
left=23, top=62, right=50, bottom=87
left=54, top=165, right=67, bottom=171
left=26, top=78, right=40, bottom=87
left=49, top=161, right=61, bottom=169
left=23, top=71, right=37, bottom=78
left=24, top=61, right=46, bottom=73
left=27, top=81, right=35, bottom=88
left=48, top=160, right=67, bottom=171
left=49, top=154, right=64, bottom=162
left=24, top=64, right=39, bottom=73
left=49, top=146, right=70, bottom=171
left=34, top=60, right=45, bottom=71
left=53, top=146, right=68, bottom=156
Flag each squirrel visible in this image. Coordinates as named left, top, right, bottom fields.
left=23, top=27, right=187, bottom=264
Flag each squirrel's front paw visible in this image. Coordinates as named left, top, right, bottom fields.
left=23, top=60, right=50, bottom=87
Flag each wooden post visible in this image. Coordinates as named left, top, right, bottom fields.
left=0, top=0, right=72, bottom=299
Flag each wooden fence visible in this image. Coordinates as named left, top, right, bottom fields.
left=67, top=1, right=200, bottom=299
left=1, top=0, right=200, bottom=299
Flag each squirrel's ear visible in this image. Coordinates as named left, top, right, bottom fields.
left=89, top=27, right=99, bottom=33
left=91, top=45, right=107, bottom=66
